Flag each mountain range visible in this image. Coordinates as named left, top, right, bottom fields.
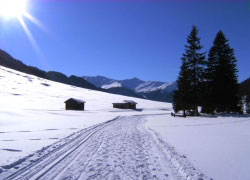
left=83, top=76, right=177, bottom=102
left=1, top=48, right=249, bottom=104
left=0, top=48, right=177, bottom=102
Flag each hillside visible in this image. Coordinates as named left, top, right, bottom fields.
left=0, top=49, right=176, bottom=102
left=0, top=49, right=99, bottom=91
left=0, top=49, right=148, bottom=100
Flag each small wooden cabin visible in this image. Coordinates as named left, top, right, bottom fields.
left=64, top=98, right=86, bottom=111
left=112, top=100, right=137, bottom=110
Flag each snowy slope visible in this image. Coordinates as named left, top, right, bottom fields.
left=0, top=66, right=176, bottom=166
left=0, top=66, right=170, bottom=168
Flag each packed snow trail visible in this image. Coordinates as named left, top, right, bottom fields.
left=0, top=116, right=210, bottom=180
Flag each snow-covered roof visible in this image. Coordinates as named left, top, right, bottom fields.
left=112, top=100, right=137, bottom=105
left=123, top=100, right=137, bottom=104
left=65, top=98, right=86, bottom=104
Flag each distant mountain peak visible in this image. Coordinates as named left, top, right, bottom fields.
left=130, top=77, right=142, bottom=81
left=83, top=75, right=177, bottom=102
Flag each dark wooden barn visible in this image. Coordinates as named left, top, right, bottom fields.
left=64, top=98, right=86, bottom=111
left=112, top=100, right=137, bottom=110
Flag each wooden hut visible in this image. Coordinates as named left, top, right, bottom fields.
left=112, top=100, right=137, bottom=110
left=64, top=98, right=86, bottom=111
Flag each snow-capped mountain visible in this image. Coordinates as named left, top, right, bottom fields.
left=101, top=82, right=122, bottom=89
left=83, top=76, right=177, bottom=102
left=83, top=76, right=176, bottom=93
left=119, top=78, right=145, bottom=91
left=83, top=76, right=118, bottom=88
left=134, top=81, right=177, bottom=93
left=83, top=76, right=143, bottom=98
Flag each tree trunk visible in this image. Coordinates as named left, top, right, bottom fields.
left=194, top=105, right=199, bottom=116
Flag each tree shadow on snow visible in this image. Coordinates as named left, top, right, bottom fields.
left=200, top=113, right=250, bottom=119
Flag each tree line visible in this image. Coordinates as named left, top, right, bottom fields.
left=173, top=25, right=243, bottom=116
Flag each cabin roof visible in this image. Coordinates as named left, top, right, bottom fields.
left=113, top=100, right=137, bottom=104
left=64, top=98, right=86, bottom=104
left=123, top=100, right=137, bottom=104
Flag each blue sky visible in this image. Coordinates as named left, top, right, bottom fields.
left=0, top=1, right=249, bottom=82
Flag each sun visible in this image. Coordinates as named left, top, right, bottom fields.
left=0, top=0, right=28, bottom=18
left=0, top=0, right=48, bottom=67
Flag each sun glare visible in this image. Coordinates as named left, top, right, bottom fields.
left=0, top=0, right=28, bottom=18
left=0, top=0, right=48, bottom=69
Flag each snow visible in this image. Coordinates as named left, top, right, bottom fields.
left=84, top=76, right=177, bottom=93
left=146, top=114, right=250, bottom=180
left=65, top=98, right=86, bottom=103
left=0, top=66, right=169, bottom=168
left=1, top=65, right=250, bottom=180
left=101, top=81, right=122, bottom=89
left=135, top=81, right=164, bottom=92
left=123, top=100, right=137, bottom=104
left=135, top=81, right=176, bottom=93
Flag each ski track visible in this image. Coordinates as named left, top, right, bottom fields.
left=0, top=116, right=210, bottom=180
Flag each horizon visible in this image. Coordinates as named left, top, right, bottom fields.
left=0, top=0, right=249, bottom=82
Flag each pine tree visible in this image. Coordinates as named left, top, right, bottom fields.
left=173, top=26, right=206, bottom=116
left=205, top=31, right=239, bottom=113
left=173, top=61, right=191, bottom=116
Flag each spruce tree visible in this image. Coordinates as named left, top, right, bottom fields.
left=205, top=31, right=239, bottom=113
left=173, top=26, right=206, bottom=116
left=173, top=61, right=191, bottom=116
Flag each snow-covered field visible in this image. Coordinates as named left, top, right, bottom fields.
left=0, top=65, right=250, bottom=180
left=146, top=115, right=250, bottom=180
left=0, top=66, right=169, bottom=166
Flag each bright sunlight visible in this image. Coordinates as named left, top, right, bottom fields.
left=0, top=0, right=47, bottom=66
left=0, top=0, right=28, bottom=18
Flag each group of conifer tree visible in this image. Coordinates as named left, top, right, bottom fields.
left=173, top=25, right=241, bottom=116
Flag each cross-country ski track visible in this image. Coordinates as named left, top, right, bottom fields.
left=0, top=115, right=211, bottom=180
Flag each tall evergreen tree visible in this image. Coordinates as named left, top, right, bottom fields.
left=173, top=26, right=206, bottom=116
left=173, top=61, right=191, bottom=116
left=205, top=31, right=239, bottom=113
